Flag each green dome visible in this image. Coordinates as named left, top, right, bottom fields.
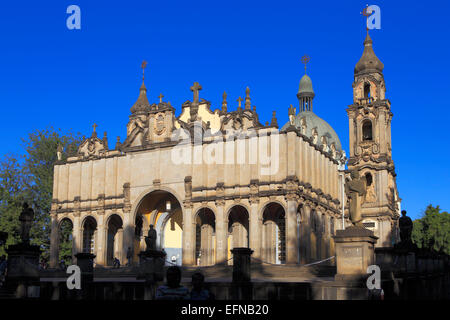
left=298, top=74, right=315, bottom=95
left=281, top=110, right=342, bottom=151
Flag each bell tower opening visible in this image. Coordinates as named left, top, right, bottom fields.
left=362, top=120, right=373, bottom=141
left=364, top=83, right=371, bottom=98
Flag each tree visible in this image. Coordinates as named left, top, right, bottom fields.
left=412, top=205, right=450, bottom=255
left=0, top=127, right=82, bottom=259
left=0, top=154, right=30, bottom=256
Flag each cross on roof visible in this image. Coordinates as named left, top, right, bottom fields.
left=301, top=55, right=310, bottom=73
left=237, top=96, right=243, bottom=108
left=159, top=93, right=164, bottom=103
left=92, top=123, right=98, bottom=133
left=190, top=82, right=202, bottom=104
left=141, top=60, right=148, bottom=80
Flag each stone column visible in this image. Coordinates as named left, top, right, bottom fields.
left=215, top=200, right=227, bottom=264
left=285, top=194, right=299, bottom=264
left=182, top=202, right=194, bottom=265
left=49, top=213, right=59, bottom=268
left=116, top=228, right=123, bottom=263
left=249, top=198, right=261, bottom=260
left=122, top=211, right=134, bottom=265
left=96, top=215, right=106, bottom=266
left=72, top=213, right=81, bottom=256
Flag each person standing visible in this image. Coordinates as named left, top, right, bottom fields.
left=126, top=247, right=133, bottom=266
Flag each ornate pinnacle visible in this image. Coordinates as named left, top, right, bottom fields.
left=288, top=104, right=296, bottom=116
left=103, top=131, right=108, bottom=149
left=237, top=96, right=243, bottom=109
left=222, top=91, right=227, bottom=113
left=115, top=136, right=121, bottom=150
left=92, top=123, right=98, bottom=138
left=271, top=111, right=278, bottom=128
left=245, top=87, right=251, bottom=110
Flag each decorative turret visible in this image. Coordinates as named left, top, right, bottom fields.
left=245, top=87, right=251, bottom=110
left=130, top=61, right=151, bottom=115
left=297, top=56, right=315, bottom=112
left=354, top=32, right=384, bottom=77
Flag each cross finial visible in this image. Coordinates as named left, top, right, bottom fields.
left=158, top=93, right=164, bottom=103
left=93, top=123, right=98, bottom=133
left=361, top=5, right=370, bottom=33
left=141, top=60, right=148, bottom=80
left=190, top=82, right=202, bottom=104
left=301, top=55, right=310, bottom=74
left=237, top=96, right=243, bottom=108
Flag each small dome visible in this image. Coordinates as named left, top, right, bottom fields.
left=298, top=74, right=315, bottom=96
left=281, top=110, right=342, bottom=151
left=354, top=33, right=384, bottom=76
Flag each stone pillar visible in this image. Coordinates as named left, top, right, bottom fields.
left=116, top=228, right=124, bottom=264
left=249, top=199, right=261, bottom=260
left=122, top=212, right=134, bottom=265
left=96, top=224, right=106, bottom=266
left=182, top=203, right=194, bottom=265
left=333, top=226, right=378, bottom=281
left=72, top=214, right=81, bottom=256
left=285, top=194, right=299, bottom=264
left=215, top=200, right=227, bottom=264
left=49, top=213, right=59, bottom=268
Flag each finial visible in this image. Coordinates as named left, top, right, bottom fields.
left=245, top=87, right=251, bottom=110
left=103, top=131, right=108, bottom=149
left=92, top=123, right=98, bottom=137
left=190, top=82, right=202, bottom=105
left=362, top=5, right=370, bottom=34
left=301, top=55, right=310, bottom=74
left=141, top=60, right=148, bottom=81
left=115, top=136, right=121, bottom=150
left=237, top=96, right=243, bottom=109
left=158, top=93, right=164, bottom=103
left=222, top=91, right=227, bottom=113
left=271, top=111, right=278, bottom=128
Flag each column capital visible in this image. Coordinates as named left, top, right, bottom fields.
left=285, top=192, right=299, bottom=202
left=215, top=198, right=226, bottom=207
left=183, top=200, right=194, bottom=209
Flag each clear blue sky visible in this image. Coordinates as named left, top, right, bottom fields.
left=0, top=1, right=449, bottom=220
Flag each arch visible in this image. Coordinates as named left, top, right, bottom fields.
left=362, top=119, right=373, bottom=141
left=261, top=202, right=286, bottom=264
left=258, top=200, right=287, bottom=220
left=106, top=214, right=123, bottom=266
left=58, top=217, right=74, bottom=266
left=227, top=205, right=250, bottom=264
left=131, top=186, right=185, bottom=224
left=133, top=189, right=183, bottom=266
left=82, top=216, right=97, bottom=254
left=194, top=207, right=216, bottom=266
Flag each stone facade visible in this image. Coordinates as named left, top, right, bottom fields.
left=49, top=33, right=401, bottom=268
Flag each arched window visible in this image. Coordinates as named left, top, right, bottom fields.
left=362, top=120, right=373, bottom=141
left=365, top=172, right=373, bottom=187
left=364, top=83, right=371, bottom=98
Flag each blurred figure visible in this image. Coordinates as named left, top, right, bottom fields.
left=190, top=271, right=214, bottom=300
left=126, top=247, right=133, bottom=266
left=156, top=266, right=189, bottom=300
left=113, top=257, right=120, bottom=268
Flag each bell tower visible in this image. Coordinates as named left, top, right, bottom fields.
left=346, top=32, right=400, bottom=247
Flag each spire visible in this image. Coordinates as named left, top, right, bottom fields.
left=222, top=91, right=227, bottom=113
left=297, top=56, right=315, bottom=112
left=131, top=61, right=151, bottom=114
left=270, top=111, right=278, bottom=128
left=354, top=31, right=384, bottom=76
left=245, top=87, right=251, bottom=110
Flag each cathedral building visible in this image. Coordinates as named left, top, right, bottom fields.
left=49, top=32, right=401, bottom=268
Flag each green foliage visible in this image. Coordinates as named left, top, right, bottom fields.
left=0, top=127, right=82, bottom=259
left=0, top=154, right=30, bottom=255
left=412, top=205, right=450, bottom=255
left=58, top=219, right=73, bottom=264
